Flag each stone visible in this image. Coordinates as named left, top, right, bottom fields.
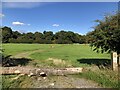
left=43, top=77, right=46, bottom=79
left=14, top=70, right=20, bottom=74
left=49, top=83, right=54, bottom=86
left=28, top=72, right=34, bottom=77
left=40, top=72, right=47, bottom=77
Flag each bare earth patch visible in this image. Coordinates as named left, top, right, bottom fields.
left=11, top=49, right=43, bottom=58
left=32, top=75, right=102, bottom=88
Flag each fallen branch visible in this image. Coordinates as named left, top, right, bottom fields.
left=0, top=67, right=83, bottom=76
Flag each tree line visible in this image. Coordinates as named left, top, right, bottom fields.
left=1, top=27, right=87, bottom=44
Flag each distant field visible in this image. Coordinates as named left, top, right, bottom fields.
left=2, top=44, right=57, bottom=55
left=2, top=44, right=110, bottom=67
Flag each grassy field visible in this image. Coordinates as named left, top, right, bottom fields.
left=2, top=43, right=55, bottom=55
left=3, top=44, right=110, bottom=67
left=2, top=44, right=118, bottom=88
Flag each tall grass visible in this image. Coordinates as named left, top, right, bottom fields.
left=79, top=69, right=118, bottom=88
left=2, top=75, right=33, bottom=88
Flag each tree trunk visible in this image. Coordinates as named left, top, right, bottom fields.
left=0, top=67, right=83, bottom=76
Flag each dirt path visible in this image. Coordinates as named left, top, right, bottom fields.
left=32, top=75, right=101, bottom=88
left=11, top=45, right=65, bottom=59
left=11, top=49, right=43, bottom=58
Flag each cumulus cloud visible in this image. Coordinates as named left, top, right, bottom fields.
left=0, top=13, right=5, bottom=18
left=52, top=24, right=59, bottom=27
left=12, top=21, right=25, bottom=25
left=12, top=21, right=31, bottom=26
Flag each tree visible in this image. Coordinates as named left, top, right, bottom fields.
left=85, top=31, right=95, bottom=44
left=2, top=26, right=13, bottom=43
left=12, top=31, right=21, bottom=39
left=43, top=31, right=54, bottom=44
left=54, top=31, right=68, bottom=44
left=90, top=13, right=120, bottom=54
left=34, top=32, right=43, bottom=39
left=34, top=32, right=44, bottom=43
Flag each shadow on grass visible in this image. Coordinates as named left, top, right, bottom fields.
left=2, top=55, right=32, bottom=67
left=77, top=58, right=111, bottom=69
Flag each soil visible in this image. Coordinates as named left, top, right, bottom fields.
left=32, top=75, right=101, bottom=88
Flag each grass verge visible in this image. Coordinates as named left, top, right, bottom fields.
left=2, top=75, right=33, bottom=88
left=78, top=68, right=118, bottom=88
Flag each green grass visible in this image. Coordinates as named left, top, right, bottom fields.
left=78, top=69, right=118, bottom=88
left=2, top=43, right=61, bottom=55
left=30, top=44, right=110, bottom=67
left=2, top=75, right=33, bottom=88
left=2, top=44, right=110, bottom=67
left=2, top=44, right=117, bottom=88
left=31, top=44, right=109, bottom=59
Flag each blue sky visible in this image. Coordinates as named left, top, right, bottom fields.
left=2, top=2, right=117, bottom=35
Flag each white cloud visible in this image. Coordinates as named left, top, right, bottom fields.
left=12, top=21, right=31, bottom=26
left=0, top=13, right=5, bottom=18
left=3, top=2, right=43, bottom=8
left=52, top=24, right=59, bottom=27
left=12, top=21, right=25, bottom=25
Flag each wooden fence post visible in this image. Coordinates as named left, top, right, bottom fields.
left=118, top=54, right=120, bottom=66
left=111, top=52, right=118, bottom=71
